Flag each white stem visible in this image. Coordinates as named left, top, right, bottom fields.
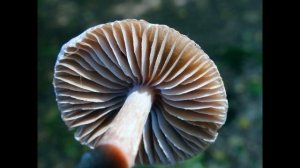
left=97, top=87, right=154, bottom=168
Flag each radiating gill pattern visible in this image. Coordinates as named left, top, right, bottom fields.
left=53, top=19, right=228, bottom=165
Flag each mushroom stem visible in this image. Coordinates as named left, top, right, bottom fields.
left=97, top=87, right=154, bottom=168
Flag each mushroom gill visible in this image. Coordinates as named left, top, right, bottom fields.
left=53, top=19, right=228, bottom=167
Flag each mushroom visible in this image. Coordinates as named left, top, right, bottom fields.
left=53, top=19, right=228, bottom=167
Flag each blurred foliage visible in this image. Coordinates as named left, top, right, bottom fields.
left=38, top=0, right=262, bottom=167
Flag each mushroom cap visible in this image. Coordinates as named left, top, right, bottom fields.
left=53, top=19, right=228, bottom=165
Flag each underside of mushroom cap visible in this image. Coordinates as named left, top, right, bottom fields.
left=53, top=19, right=228, bottom=165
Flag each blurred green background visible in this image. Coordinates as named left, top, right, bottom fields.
left=38, top=0, right=262, bottom=167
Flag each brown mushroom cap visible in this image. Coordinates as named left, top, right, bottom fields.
left=53, top=19, right=228, bottom=165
